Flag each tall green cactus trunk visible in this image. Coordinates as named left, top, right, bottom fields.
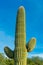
left=14, top=6, right=27, bottom=65
left=4, top=6, right=36, bottom=65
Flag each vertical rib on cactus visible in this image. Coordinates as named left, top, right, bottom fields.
left=4, top=6, right=36, bottom=65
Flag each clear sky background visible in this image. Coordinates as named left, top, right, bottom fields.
left=0, top=0, right=43, bottom=58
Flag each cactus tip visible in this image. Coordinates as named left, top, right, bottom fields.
left=19, top=6, right=25, bottom=10
left=31, top=37, right=36, bottom=41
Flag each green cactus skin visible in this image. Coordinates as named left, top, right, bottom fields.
left=26, top=37, right=36, bottom=52
left=4, top=6, right=36, bottom=65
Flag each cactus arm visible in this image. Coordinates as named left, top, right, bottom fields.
left=4, top=47, right=14, bottom=59
left=26, top=37, right=36, bottom=52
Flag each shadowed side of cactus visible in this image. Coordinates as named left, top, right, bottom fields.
left=4, top=6, right=36, bottom=65
left=4, top=47, right=14, bottom=59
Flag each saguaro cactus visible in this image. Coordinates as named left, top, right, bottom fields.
left=4, top=6, right=36, bottom=65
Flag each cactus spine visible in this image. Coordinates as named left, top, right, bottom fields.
left=4, top=6, right=36, bottom=65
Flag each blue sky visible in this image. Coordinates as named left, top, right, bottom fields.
left=0, top=0, right=43, bottom=58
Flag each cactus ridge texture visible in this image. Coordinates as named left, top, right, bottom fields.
left=4, top=6, right=36, bottom=65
